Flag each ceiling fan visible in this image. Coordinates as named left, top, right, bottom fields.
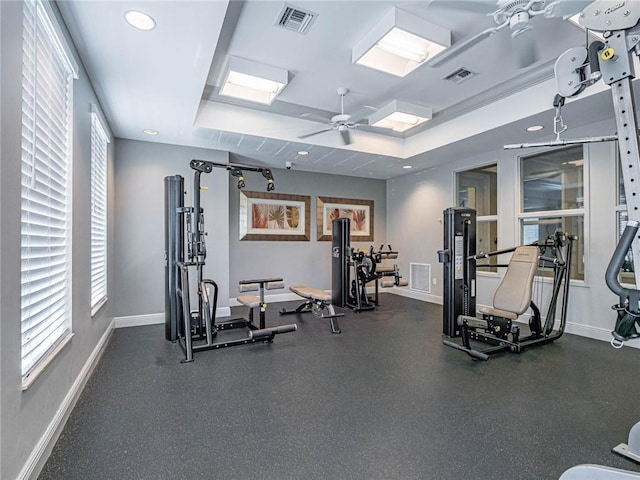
left=428, top=0, right=592, bottom=69
left=298, top=88, right=367, bottom=145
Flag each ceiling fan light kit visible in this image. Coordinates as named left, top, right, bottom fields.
left=369, top=100, right=432, bottom=133
left=352, top=7, right=451, bottom=77
left=219, top=56, right=289, bottom=105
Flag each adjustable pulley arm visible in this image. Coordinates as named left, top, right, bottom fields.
left=188, top=159, right=276, bottom=265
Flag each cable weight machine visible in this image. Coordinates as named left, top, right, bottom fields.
left=332, top=218, right=376, bottom=312
left=164, top=159, right=295, bottom=363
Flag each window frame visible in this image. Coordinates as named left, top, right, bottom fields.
left=20, top=0, right=79, bottom=388
left=516, top=145, right=588, bottom=284
left=90, top=105, right=110, bottom=315
left=454, top=162, right=498, bottom=275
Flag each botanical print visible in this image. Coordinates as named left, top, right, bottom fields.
left=326, top=208, right=367, bottom=232
left=240, top=191, right=310, bottom=241
left=251, top=203, right=301, bottom=230
left=317, top=196, right=374, bottom=241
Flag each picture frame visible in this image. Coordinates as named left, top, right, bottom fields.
left=239, top=191, right=311, bottom=241
left=317, top=196, right=374, bottom=241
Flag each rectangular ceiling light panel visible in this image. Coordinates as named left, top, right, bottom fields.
left=219, top=57, right=289, bottom=105
left=369, top=100, right=432, bottom=133
left=352, top=8, right=450, bottom=77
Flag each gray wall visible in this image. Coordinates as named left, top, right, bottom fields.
left=113, top=139, right=230, bottom=317
left=1, top=2, right=115, bottom=478
left=228, top=168, right=387, bottom=294
left=387, top=118, right=624, bottom=342
left=112, top=146, right=387, bottom=317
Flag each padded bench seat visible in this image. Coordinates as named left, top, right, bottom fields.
left=381, top=278, right=409, bottom=288
left=376, top=264, right=395, bottom=273
left=237, top=294, right=261, bottom=308
left=289, top=285, right=331, bottom=302
left=239, top=281, right=284, bottom=292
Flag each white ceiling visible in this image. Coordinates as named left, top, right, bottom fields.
left=57, top=0, right=617, bottom=179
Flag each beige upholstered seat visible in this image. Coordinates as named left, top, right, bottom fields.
left=479, top=246, right=539, bottom=320
left=289, top=285, right=331, bottom=302
left=237, top=294, right=261, bottom=308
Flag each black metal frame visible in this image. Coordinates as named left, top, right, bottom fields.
left=279, top=297, right=343, bottom=334
left=164, top=160, right=295, bottom=363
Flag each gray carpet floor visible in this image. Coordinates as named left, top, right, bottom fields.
left=39, top=294, right=640, bottom=479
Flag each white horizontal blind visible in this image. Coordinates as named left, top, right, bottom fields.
left=21, top=0, right=75, bottom=377
left=90, top=112, right=109, bottom=310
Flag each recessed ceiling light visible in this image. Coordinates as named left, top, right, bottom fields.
left=143, top=129, right=159, bottom=136
left=526, top=125, right=544, bottom=132
left=125, top=11, right=156, bottom=31
left=297, top=150, right=309, bottom=155
left=403, top=165, right=413, bottom=169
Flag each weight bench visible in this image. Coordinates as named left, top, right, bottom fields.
left=280, top=285, right=343, bottom=334
left=210, top=277, right=296, bottom=344
left=237, top=279, right=284, bottom=328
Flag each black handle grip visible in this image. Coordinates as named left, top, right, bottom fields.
left=606, top=222, right=638, bottom=299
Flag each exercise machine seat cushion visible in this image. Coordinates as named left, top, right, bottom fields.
left=376, top=264, right=395, bottom=273
left=289, top=285, right=331, bottom=302
left=237, top=294, right=261, bottom=308
left=239, top=281, right=284, bottom=292
left=479, top=246, right=539, bottom=320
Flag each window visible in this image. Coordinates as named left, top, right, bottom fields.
left=90, top=109, right=109, bottom=313
left=21, top=0, right=78, bottom=381
left=519, top=146, right=585, bottom=280
left=456, top=164, right=498, bottom=272
left=616, top=153, right=635, bottom=285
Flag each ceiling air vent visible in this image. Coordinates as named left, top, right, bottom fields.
left=275, top=4, right=318, bottom=34
left=443, top=67, right=478, bottom=85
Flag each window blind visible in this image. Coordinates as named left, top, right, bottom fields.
left=90, top=111, right=109, bottom=311
left=21, top=0, right=77, bottom=377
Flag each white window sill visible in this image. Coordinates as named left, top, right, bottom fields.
left=91, top=296, right=108, bottom=318
left=22, top=332, right=74, bottom=391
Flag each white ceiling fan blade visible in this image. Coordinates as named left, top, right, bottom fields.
left=429, top=26, right=500, bottom=68
left=340, top=128, right=351, bottom=145
left=299, top=112, right=332, bottom=124
left=512, top=26, right=538, bottom=68
left=298, top=127, right=333, bottom=139
left=426, top=0, right=498, bottom=14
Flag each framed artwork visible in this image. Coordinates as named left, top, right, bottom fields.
left=317, top=196, right=374, bottom=241
left=239, top=191, right=311, bottom=241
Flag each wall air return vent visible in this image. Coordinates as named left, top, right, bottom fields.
left=410, top=263, right=431, bottom=293
left=443, top=67, right=477, bottom=84
left=275, top=4, right=318, bottom=34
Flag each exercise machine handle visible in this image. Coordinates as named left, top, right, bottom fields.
left=606, top=221, right=639, bottom=299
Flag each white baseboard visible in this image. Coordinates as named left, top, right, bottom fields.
left=386, top=287, right=443, bottom=305
left=114, top=307, right=232, bottom=328
left=565, top=321, right=640, bottom=349
left=19, top=319, right=115, bottom=480
left=114, top=312, right=164, bottom=328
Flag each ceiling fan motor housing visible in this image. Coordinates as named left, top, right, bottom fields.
left=510, top=11, right=530, bottom=31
